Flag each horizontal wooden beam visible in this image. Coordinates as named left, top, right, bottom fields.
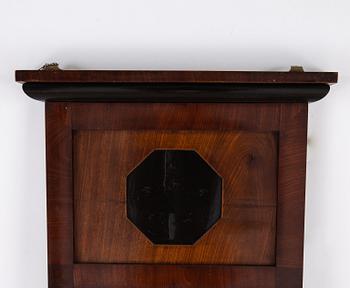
left=21, top=82, right=330, bottom=103
left=17, top=70, right=337, bottom=102
left=16, top=70, right=337, bottom=84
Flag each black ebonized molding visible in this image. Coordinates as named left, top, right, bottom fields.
left=22, top=83, right=330, bottom=103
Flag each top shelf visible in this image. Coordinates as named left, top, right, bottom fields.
left=16, top=70, right=338, bottom=84
left=15, top=69, right=338, bottom=103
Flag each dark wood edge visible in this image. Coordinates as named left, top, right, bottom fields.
left=22, top=82, right=331, bottom=103
left=16, top=70, right=338, bottom=84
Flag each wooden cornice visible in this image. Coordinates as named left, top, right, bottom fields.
left=16, top=69, right=338, bottom=102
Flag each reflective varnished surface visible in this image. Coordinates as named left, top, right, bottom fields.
left=127, top=150, right=222, bottom=244
left=16, top=70, right=337, bottom=103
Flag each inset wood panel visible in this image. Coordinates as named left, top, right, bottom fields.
left=74, top=130, right=277, bottom=265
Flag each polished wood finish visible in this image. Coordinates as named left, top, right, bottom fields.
left=276, top=104, right=307, bottom=268
left=19, top=69, right=336, bottom=288
left=70, top=103, right=281, bottom=131
left=73, top=264, right=276, bottom=288
left=16, top=69, right=337, bottom=102
left=43, top=100, right=309, bottom=287
left=74, top=130, right=277, bottom=264
left=46, top=103, right=73, bottom=288
left=16, top=69, right=337, bottom=84
left=21, top=82, right=330, bottom=102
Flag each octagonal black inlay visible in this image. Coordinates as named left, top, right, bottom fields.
left=127, top=150, right=222, bottom=245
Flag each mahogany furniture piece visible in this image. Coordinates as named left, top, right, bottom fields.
left=16, top=68, right=337, bottom=288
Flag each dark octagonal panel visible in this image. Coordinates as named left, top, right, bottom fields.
left=127, top=150, right=222, bottom=245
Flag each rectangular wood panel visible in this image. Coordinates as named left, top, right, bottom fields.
left=44, top=102, right=307, bottom=288
left=74, top=130, right=277, bottom=265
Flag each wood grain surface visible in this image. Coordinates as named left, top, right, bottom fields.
left=73, top=264, right=276, bottom=288
left=45, top=101, right=308, bottom=288
left=74, top=130, right=277, bottom=264
left=16, top=69, right=338, bottom=84
left=46, top=103, right=74, bottom=288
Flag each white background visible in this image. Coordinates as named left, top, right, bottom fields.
left=0, top=0, right=349, bottom=287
